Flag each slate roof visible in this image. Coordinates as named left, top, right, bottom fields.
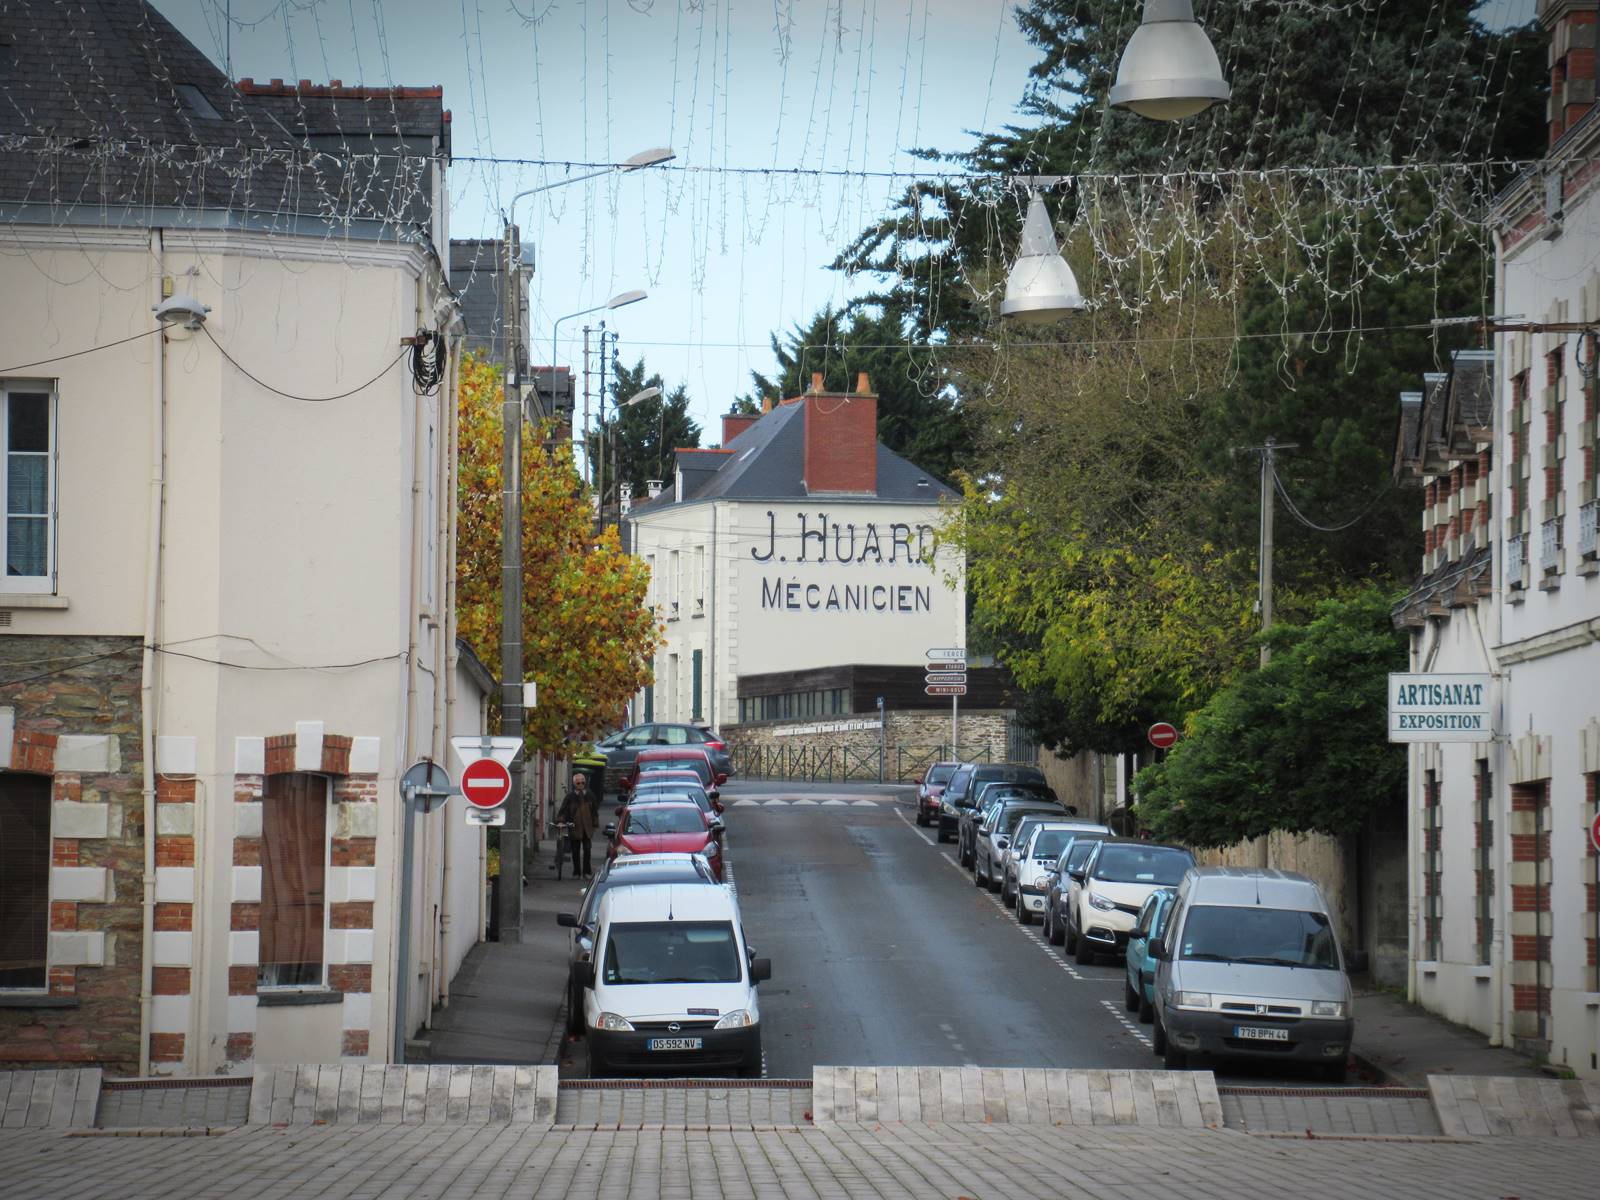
left=1393, top=391, right=1425, bottom=483
left=630, top=398, right=957, bottom=515
left=1443, top=349, right=1495, bottom=441
left=0, top=0, right=445, bottom=231
left=1392, top=349, right=1495, bottom=484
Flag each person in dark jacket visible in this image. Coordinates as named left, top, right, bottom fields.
left=556, top=774, right=597, bottom=877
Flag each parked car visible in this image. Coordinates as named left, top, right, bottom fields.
left=960, top=782, right=1057, bottom=868
left=972, top=799, right=1069, bottom=891
left=1065, top=839, right=1196, bottom=965
left=625, top=785, right=721, bottom=827
left=623, top=748, right=725, bottom=798
left=1123, top=887, right=1178, bottom=1022
left=606, top=802, right=726, bottom=881
left=577, top=882, right=770, bottom=1076
left=995, top=813, right=1068, bottom=900
left=915, top=761, right=960, bottom=826
left=1042, top=832, right=1111, bottom=946
left=599, top=723, right=731, bottom=791
left=1150, top=867, right=1354, bottom=1082
left=935, top=763, right=977, bottom=843
left=625, top=771, right=723, bottom=813
left=554, top=853, right=718, bottom=1037
left=1003, top=821, right=1109, bottom=922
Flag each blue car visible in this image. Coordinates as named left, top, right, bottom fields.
left=1124, top=887, right=1178, bottom=1024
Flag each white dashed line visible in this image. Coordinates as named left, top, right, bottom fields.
left=1100, top=997, right=1154, bottom=1049
left=892, top=806, right=937, bottom=846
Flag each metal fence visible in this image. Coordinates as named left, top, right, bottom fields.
left=730, top=730, right=1036, bottom=784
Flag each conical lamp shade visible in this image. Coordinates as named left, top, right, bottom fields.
left=1109, top=0, right=1230, bottom=121
left=1000, top=193, right=1085, bottom=324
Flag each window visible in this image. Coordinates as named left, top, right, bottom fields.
left=645, top=555, right=656, bottom=608
left=1423, top=770, right=1442, bottom=961
left=694, top=545, right=706, bottom=612
left=2, top=382, right=55, bottom=591
left=642, top=683, right=654, bottom=723
left=668, top=550, right=681, bottom=617
left=259, top=773, right=329, bottom=989
left=1476, top=759, right=1494, bottom=966
left=691, top=650, right=703, bottom=721
left=174, top=83, right=222, bottom=120
left=0, top=773, right=50, bottom=990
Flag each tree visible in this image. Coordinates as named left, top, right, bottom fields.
left=740, top=303, right=975, bottom=483
left=1132, top=588, right=1407, bottom=847
left=456, top=352, right=660, bottom=750
left=589, top=356, right=701, bottom=502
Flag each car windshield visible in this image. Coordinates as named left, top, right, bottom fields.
left=623, top=808, right=707, bottom=835
left=1032, top=830, right=1076, bottom=859
left=927, top=765, right=955, bottom=786
left=1062, top=837, right=1104, bottom=872
left=641, top=759, right=705, bottom=775
left=603, top=920, right=742, bottom=984
left=1001, top=807, right=1060, bottom=835
left=1178, top=904, right=1341, bottom=970
left=630, top=791, right=709, bottom=812
left=1093, top=845, right=1194, bottom=885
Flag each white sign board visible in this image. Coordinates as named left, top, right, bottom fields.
left=1388, top=673, right=1493, bottom=743
left=465, top=807, right=507, bottom=827
left=450, top=735, right=524, bottom=768
left=926, top=647, right=965, bottom=661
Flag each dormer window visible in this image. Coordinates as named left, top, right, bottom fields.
left=175, top=83, right=222, bottom=120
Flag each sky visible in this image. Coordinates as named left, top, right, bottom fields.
left=156, top=0, right=1041, bottom=439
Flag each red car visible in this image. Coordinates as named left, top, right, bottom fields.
left=627, top=774, right=724, bottom=816
left=915, top=761, right=961, bottom=826
left=605, top=802, right=724, bottom=881
left=623, top=747, right=725, bottom=796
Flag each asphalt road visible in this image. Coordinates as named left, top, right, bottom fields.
left=722, top=781, right=1154, bottom=1079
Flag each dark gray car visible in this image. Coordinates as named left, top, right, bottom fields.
left=599, top=723, right=731, bottom=791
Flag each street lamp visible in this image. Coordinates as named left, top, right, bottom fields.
left=1000, top=192, right=1086, bottom=324
left=1109, top=0, right=1231, bottom=121
left=597, top=387, right=663, bottom=528
left=494, top=148, right=670, bottom=951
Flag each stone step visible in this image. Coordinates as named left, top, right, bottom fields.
left=249, top=1064, right=559, bottom=1126
left=1428, top=1074, right=1600, bottom=1137
left=0, top=1069, right=102, bottom=1129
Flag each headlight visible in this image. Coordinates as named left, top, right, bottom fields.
left=1089, top=893, right=1118, bottom=912
left=1311, top=1000, right=1348, bottom=1019
left=594, top=1012, right=634, bottom=1031
left=1174, top=991, right=1212, bottom=1010
left=941, top=802, right=957, bottom=816
left=714, top=1009, right=755, bottom=1029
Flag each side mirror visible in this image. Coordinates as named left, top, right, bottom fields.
left=556, top=912, right=579, bottom=928
left=712, top=800, right=725, bottom=814
left=1064, top=805, right=1078, bottom=816
left=576, top=962, right=595, bottom=989
left=1149, top=938, right=1168, bottom=961
left=614, top=805, right=625, bottom=817
left=709, top=820, right=725, bottom=836
left=912, top=774, right=924, bottom=786
left=715, top=773, right=728, bottom=786
left=603, top=824, right=617, bottom=838
left=1069, top=868, right=1086, bottom=883
left=749, top=957, right=772, bottom=984
left=995, top=836, right=1010, bottom=850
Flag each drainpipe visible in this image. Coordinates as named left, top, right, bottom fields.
left=138, top=230, right=168, bottom=1077
left=436, top=320, right=461, bottom=1008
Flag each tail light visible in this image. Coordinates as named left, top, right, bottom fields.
left=704, top=739, right=725, bottom=751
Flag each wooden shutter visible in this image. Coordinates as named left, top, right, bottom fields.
left=0, top=773, right=50, bottom=988
left=260, top=773, right=327, bottom=974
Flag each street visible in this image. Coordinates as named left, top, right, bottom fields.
left=723, top=782, right=1151, bottom=1078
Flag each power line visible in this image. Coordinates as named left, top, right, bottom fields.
left=1272, top=467, right=1392, bottom=533
left=0, top=328, right=162, bottom=374
left=204, top=325, right=411, bottom=402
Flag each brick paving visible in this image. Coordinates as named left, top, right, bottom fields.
left=1219, top=1090, right=1441, bottom=1136
left=6, top=1119, right=1599, bottom=1199
left=95, top=1083, right=250, bottom=1129
left=554, top=1085, right=814, bottom=1127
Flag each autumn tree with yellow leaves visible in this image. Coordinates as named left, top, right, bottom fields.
left=455, top=353, right=659, bottom=752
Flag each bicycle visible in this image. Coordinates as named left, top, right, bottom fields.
left=549, top=820, right=575, bottom=881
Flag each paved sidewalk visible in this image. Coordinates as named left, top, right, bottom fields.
left=1351, top=987, right=1546, bottom=1087
left=6, top=1119, right=1599, bottom=1199
left=416, top=841, right=590, bottom=1066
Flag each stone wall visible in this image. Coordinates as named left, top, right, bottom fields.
left=728, top=709, right=1016, bottom=782
left=0, top=635, right=144, bottom=1073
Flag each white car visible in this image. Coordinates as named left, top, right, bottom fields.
left=1002, top=822, right=1110, bottom=924
left=1067, top=839, right=1196, bottom=965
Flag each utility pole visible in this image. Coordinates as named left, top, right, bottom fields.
left=1237, top=437, right=1296, bottom=667
left=582, top=326, right=593, bottom=486
left=497, top=223, right=525, bottom=944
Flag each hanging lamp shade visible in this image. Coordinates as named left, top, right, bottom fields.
left=1000, top=193, right=1085, bottom=324
left=1109, top=0, right=1231, bottom=121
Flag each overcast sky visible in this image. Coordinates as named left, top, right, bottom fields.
left=157, top=1, right=1039, bottom=438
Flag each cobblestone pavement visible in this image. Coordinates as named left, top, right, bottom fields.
left=95, top=1082, right=251, bottom=1129
left=1218, top=1088, right=1441, bottom=1136
left=554, top=1085, right=813, bottom=1127
left=5, top=1120, right=1598, bottom=1199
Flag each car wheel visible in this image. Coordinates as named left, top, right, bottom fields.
left=1124, top=975, right=1140, bottom=1013
left=915, top=809, right=928, bottom=827
left=1046, top=904, right=1065, bottom=946
left=987, top=864, right=1001, bottom=893
left=585, top=1041, right=605, bottom=1079
left=1321, top=1058, right=1348, bottom=1085
left=973, top=860, right=986, bottom=888
left=1016, top=891, right=1033, bottom=925
left=565, top=981, right=584, bottom=1038
left=999, top=875, right=1012, bottom=905
left=1137, top=985, right=1154, bottom=1025
left=737, top=1038, right=763, bottom=1078
left=936, top=826, right=951, bottom=844
left=1063, top=913, right=1077, bottom=953
left=1151, top=1016, right=1167, bottom=1057
left=1074, top=924, right=1094, bottom=964
left=1163, top=1041, right=1188, bottom=1071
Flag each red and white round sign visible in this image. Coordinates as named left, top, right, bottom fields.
left=1591, top=811, right=1600, bottom=856
left=460, top=757, right=512, bottom=809
left=1148, top=722, right=1178, bottom=750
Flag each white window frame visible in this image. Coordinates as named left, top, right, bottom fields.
left=1, top=380, right=58, bottom=594
left=257, top=773, right=334, bottom=992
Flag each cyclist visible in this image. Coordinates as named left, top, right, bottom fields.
left=555, top=773, right=596, bottom=878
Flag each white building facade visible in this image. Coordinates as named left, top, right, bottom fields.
left=628, top=379, right=965, bottom=732
left=1394, top=7, right=1600, bottom=1076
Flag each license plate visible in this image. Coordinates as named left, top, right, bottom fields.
left=646, top=1037, right=703, bottom=1051
left=1233, top=1025, right=1289, bottom=1042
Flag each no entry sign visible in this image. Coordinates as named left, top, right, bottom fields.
left=1148, top=722, right=1178, bottom=750
left=1592, top=811, right=1600, bottom=856
left=460, top=757, right=512, bottom=810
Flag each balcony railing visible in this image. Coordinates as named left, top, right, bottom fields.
left=1506, top=534, right=1525, bottom=587
left=1541, top=518, right=1561, bottom=571
left=1580, top=500, right=1598, bottom=558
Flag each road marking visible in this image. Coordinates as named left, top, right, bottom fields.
left=851, top=799, right=879, bottom=807
left=893, top=806, right=936, bottom=846
left=790, top=798, right=818, bottom=806
left=822, top=799, right=847, bottom=806
left=1100, top=997, right=1154, bottom=1049
left=733, top=798, right=761, bottom=807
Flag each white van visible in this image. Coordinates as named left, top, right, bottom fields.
left=578, top=882, right=770, bottom=1077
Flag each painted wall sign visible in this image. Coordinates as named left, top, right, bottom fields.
left=749, top=510, right=937, bottom=566
left=1387, top=672, right=1494, bottom=742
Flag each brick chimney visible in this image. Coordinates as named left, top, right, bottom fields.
left=801, top=374, right=877, bottom=495
left=722, top=410, right=759, bottom=445
left=1542, top=0, right=1598, bottom=145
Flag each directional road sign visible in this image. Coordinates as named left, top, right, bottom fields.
left=925, top=672, right=967, bottom=685
left=925, top=683, right=967, bottom=696
left=927, top=659, right=967, bottom=673
left=926, top=647, right=965, bottom=661
left=460, top=757, right=513, bottom=810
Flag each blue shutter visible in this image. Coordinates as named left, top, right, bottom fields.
left=691, top=650, right=703, bottom=721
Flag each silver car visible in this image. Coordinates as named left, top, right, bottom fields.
left=1002, top=822, right=1110, bottom=924
left=1151, top=867, right=1356, bottom=1082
